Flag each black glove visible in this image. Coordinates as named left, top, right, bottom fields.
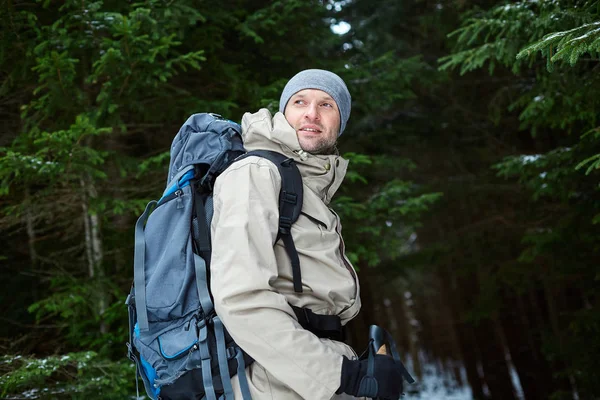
left=336, top=355, right=404, bottom=399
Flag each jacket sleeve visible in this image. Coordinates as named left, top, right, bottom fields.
left=210, top=157, right=343, bottom=400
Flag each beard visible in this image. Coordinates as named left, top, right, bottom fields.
left=297, top=132, right=338, bottom=155
left=300, top=139, right=337, bottom=155
left=310, top=142, right=338, bottom=155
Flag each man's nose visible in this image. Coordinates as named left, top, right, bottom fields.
left=304, top=103, right=320, bottom=120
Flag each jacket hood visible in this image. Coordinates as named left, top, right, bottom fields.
left=241, top=108, right=348, bottom=205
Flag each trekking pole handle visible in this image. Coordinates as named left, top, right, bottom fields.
left=370, top=325, right=386, bottom=355
left=368, top=325, right=416, bottom=400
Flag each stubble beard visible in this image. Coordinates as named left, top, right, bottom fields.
left=298, top=133, right=339, bottom=156
left=312, top=142, right=338, bottom=155
left=300, top=139, right=337, bottom=155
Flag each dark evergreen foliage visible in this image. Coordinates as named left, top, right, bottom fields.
left=1, top=0, right=598, bottom=398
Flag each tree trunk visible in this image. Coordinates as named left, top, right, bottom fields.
left=24, top=187, right=38, bottom=267
left=398, top=286, right=422, bottom=380
left=541, top=274, right=574, bottom=397
left=80, top=176, right=107, bottom=334
left=441, top=265, right=487, bottom=399
left=474, top=316, right=516, bottom=400
left=81, top=179, right=95, bottom=279
left=435, top=271, right=465, bottom=386
left=500, top=287, right=555, bottom=400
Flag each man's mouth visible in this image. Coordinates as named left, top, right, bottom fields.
left=299, top=125, right=322, bottom=134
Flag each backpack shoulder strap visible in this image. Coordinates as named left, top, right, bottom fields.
left=235, top=150, right=304, bottom=293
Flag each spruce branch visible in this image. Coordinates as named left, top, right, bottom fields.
left=517, top=21, right=600, bottom=69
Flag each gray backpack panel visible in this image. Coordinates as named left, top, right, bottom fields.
left=143, top=184, right=198, bottom=322
left=167, top=113, right=244, bottom=187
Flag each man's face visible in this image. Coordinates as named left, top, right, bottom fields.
left=283, top=89, right=340, bottom=155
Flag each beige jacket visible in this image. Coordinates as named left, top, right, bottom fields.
left=210, top=109, right=362, bottom=399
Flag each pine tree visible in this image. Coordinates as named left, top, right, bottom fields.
left=440, top=1, right=600, bottom=397
left=0, top=0, right=381, bottom=396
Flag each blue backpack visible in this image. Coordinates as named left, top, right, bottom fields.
left=125, top=113, right=309, bottom=400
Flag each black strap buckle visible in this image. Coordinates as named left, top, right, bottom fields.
left=126, top=342, right=137, bottom=362
left=282, top=191, right=297, bottom=205
left=279, top=216, right=292, bottom=234
left=291, top=305, right=345, bottom=342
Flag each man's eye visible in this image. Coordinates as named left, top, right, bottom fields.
left=294, top=99, right=306, bottom=105
left=322, top=103, right=333, bottom=108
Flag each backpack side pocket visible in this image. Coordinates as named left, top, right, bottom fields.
left=144, top=184, right=199, bottom=321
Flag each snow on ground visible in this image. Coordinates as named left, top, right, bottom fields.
left=403, top=360, right=473, bottom=400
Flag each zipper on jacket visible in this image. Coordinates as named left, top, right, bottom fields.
left=323, top=163, right=336, bottom=204
left=300, top=211, right=327, bottom=229
left=335, top=224, right=361, bottom=321
left=330, top=208, right=358, bottom=285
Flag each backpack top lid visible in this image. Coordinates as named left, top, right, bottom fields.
left=166, top=113, right=244, bottom=190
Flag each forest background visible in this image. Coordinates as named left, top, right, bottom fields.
left=1, top=0, right=599, bottom=399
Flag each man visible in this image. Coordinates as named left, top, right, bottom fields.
left=210, top=70, right=405, bottom=399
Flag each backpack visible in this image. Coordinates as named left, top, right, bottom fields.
left=125, top=113, right=308, bottom=400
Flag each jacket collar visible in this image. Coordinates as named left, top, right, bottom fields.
left=241, top=109, right=348, bottom=205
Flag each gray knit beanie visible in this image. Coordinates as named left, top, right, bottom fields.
left=279, top=69, right=351, bottom=136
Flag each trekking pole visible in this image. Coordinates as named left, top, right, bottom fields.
left=366, top=325, right=415, bottom=399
